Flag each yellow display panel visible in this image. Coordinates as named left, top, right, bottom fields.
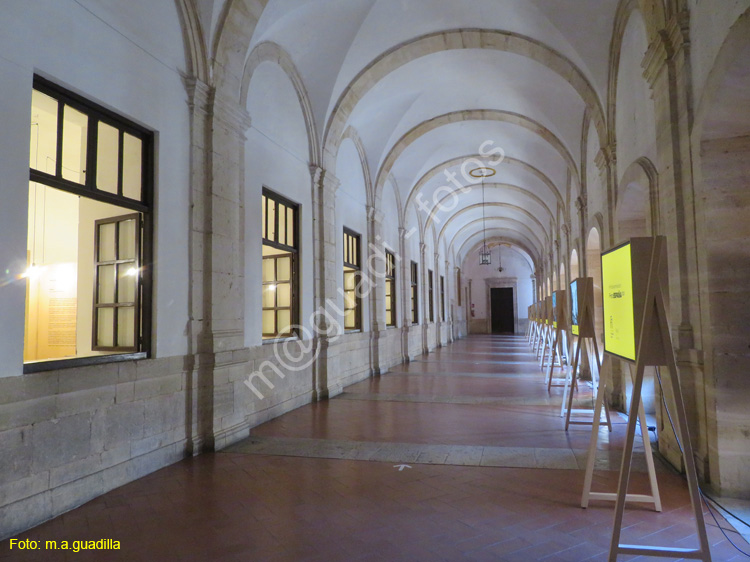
left=602, top=242, right=636, bottom=361
left=569, top=280, right=579, bottom=336
left=552, top=292, right=557, bottom=329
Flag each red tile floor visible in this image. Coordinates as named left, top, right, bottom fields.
left=2, top=335, right=748, bottom=561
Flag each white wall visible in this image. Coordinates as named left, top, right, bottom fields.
left=0, top=0, right=191, bottom=376
left=244, top=61, right=314, bottom=347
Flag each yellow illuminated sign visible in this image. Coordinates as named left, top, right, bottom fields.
left=552, top=292, right=557, bottom=329
left=602, top=243, right=636, bottom=361
left=569, top=280, right=579, bottom=336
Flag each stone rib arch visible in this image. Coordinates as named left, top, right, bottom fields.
left=444, top=216, right=546, bottom=256
left=175, top=0, right=209, bottom=82
left=437, top=204, right=549, bottom=248
left=387, top=174, right=406, bottom=230
left=373, top=109, right=577, bottom=208
left=455, top=230, right=540, bottom=266
left=404, top=154, right=564, bottom=215
left=341, top=126, right=373, bottom=206
left=212, top=0, right=268, bottom=95
left=322, top=28, right=607, bottom=166
left=617, top=156, right=660, bottom=235
left=241, top=41, right=321, bottom=166
left=423, top=182, right=555, bottom=235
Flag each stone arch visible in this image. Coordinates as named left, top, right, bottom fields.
left=241, top=41, right=321, bottom=167
left=585, top=227, right=604, bottom=350
left=322, top=28, right=607, bottom=168
left=437, top=204, right=548, bottom=248
left=455, top=234, right=539, bottom=270
left=341, top=126, right=373, bottom=207
left=616, top=157, right=659, bottom=241
left=175, top=0, right=209, bottom=82
left=372, top=109, right=577, bottom=209
left=570, top=248, right=580, bottom=280
left=692, top=5, right=750, bottom=496
left=446, top=216, right=545, bottom=257
left=423, top=183, right=555, bottom=236
left=405, top=154, right=564, bottom=216
left=212, top=0, right=268, bottom=96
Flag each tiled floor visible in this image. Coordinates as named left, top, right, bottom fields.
left=2, top=335, right=749, bottom=561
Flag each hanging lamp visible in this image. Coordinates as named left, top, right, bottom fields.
left=470, top=167, right=496, bottom=265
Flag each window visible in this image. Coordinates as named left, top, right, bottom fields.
left=410, top=261, right=419, bottom=325
left=440, top=275, right=445, bottom=321
left=343, top=228, right=361, bottom=331
left=385, top=251, right=396, bottom=327
left=24, top=76, right=152, bottom=370
left=428, top=270, right=435, bottom=323
left=262, top=189, right=298, bottom=339
left=457, top=268, right=462, bottom=306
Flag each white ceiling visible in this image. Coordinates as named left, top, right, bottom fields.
left=244, top=0, right=620, bottom=266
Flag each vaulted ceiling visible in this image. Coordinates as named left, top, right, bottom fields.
left=208, top=0, right=622, bottom=268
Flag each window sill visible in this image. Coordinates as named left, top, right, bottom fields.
left=23, top=352, right=148, bottom=374
left=262, top=335, right=300, bottom=345
left=344, top=329, right=362, bottom=334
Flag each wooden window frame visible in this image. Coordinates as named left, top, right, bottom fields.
left=262, top=188, right=299, bottom=340
left=343, top=228, right=362, bottom=332
left=440, top=275, right=445, bottom=321
left=428, top=269, right=435, bottom=323
left=385, top=250, right=396, bottom=327
left=24, top=76, right=153, bottom=374
left=410, top=261, right=419, bottom=325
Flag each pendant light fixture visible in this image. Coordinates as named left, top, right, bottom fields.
left=470, top=167, right=496, bottom=266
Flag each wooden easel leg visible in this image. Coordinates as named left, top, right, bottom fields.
left=563, top=337, right=581, bottom=421
left=580, top=358, right=606, bottom=507
left=608, top=357, right=648, bottom=561
left=546, top=331, right=559, bottom=387
left=591, top=336, right=612, bottom=431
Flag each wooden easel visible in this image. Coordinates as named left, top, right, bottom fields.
left=539, top=297, right=553, bottom=368
left=563, top=278, right=611, bottom=428
left=531, top=302, right=543, bottom=352
left=545, top=290, right=571, bottom=391
left=604, top=237, right=710, bottom=561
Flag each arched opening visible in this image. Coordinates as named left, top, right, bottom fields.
left=570, top=249, right=580, bottom=281
left=694, top=7, right=750, bottom=496
left=615, top=180, right=650, bottom=241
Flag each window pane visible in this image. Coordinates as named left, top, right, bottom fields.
left=287, top=207, right=294, bottom=246
left=97, top=308, right=114, bottom=347
left=262, top=285, right=275, bottom=308
left=262, top=195, right=267, bottom=239
left=117, top=307, right=135, bottom=347
left=262, top=257, right=275, bottom=282
left=122, top=133, right=142, bottom=200
left=98, top=222, right=116, bottom=262
left=385, top=295, right=392, bottom=309
left=278, top=204, right=286, bottom=246
left=344, top=310, right=355, bottom=329
left=118, top=219, right=137, bottom=260
left=344, top=270, right=356, bottom=291
left=117, top=264, right=136, bottom=303
left=277, top=310, right=291, bottom=335
left=277, top=256, right=291, bottom=282
left=62, top=105, right=88, bottom=184
left=96, top=122, right=119, bottom=194
left=277, top=282, right=291, bottom=307
left=268, top=199, right=276, bottom=241
left=30, top=90, right=58, bottom=174
left=386, top=310, right=393, bottom=326
left=262, top=310, right=275, bottom=335
left=98, top=265, right=115, bottom=303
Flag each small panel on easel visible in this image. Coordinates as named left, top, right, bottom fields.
left=544, top=295, right=552, bottom=326
left=570, top=277, right=595, bottom=338
left=601, top=238, right=668, bottom=365
left=553, top=289, right=567, bottom=330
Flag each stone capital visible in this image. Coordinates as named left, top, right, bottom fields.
left=310, top=166, right=340, bottom=194
left=366, top=205, right=385, bottom=225
left=594, top=144, right=616, bottom=173
left=212, top=93, right=252, bottom=137
left=420, top=243, right=427, bottom=256
left=183, top=76, right=213, bottom=115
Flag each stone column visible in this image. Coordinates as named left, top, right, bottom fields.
left=642, top=11, right=706, bottom=475
left=367, top=205, right=386, bottom=374
left=398, top=227, right=410, bottom=362
left=310, top=166, right=341, bottom=400
left=434, top=252, right=441, bottom=348
left=576, top=196, right=587, bottom=275
left=594, top=144, right=617, bottom=248
left=420, top=242, right=429, bottom=354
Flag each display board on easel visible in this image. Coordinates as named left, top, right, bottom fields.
left=545, top=289, right=569, bottom=390
left=598, top=237, right=710, bottom=562
left=539, top=295, right=554, bottom=367
left=562, top=278, right=611, bottom=426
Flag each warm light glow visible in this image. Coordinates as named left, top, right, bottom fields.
left=125, top=267, right=139, bottom=277
left=267, top=284, right=277, bottom=291
left=21, top=264, right=44, bottom=279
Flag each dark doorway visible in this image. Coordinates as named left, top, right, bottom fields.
left=491, top=288, right=514, bottom=333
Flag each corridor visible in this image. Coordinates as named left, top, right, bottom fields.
left=1, top=336, right=746, bottom=561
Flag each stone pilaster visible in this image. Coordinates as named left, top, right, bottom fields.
left=367, top=205, right=386, bottom=374
left=642, top=10, right=707, bottom=478
left=594, top=143, right=617, bottom=248
left=420, top=242, right=429, bottom=354
left=434, top=252, right=441, bottom=347
left=310, top=166, right=341, bottom=400
left=398, top=227, right=410, bottom=362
